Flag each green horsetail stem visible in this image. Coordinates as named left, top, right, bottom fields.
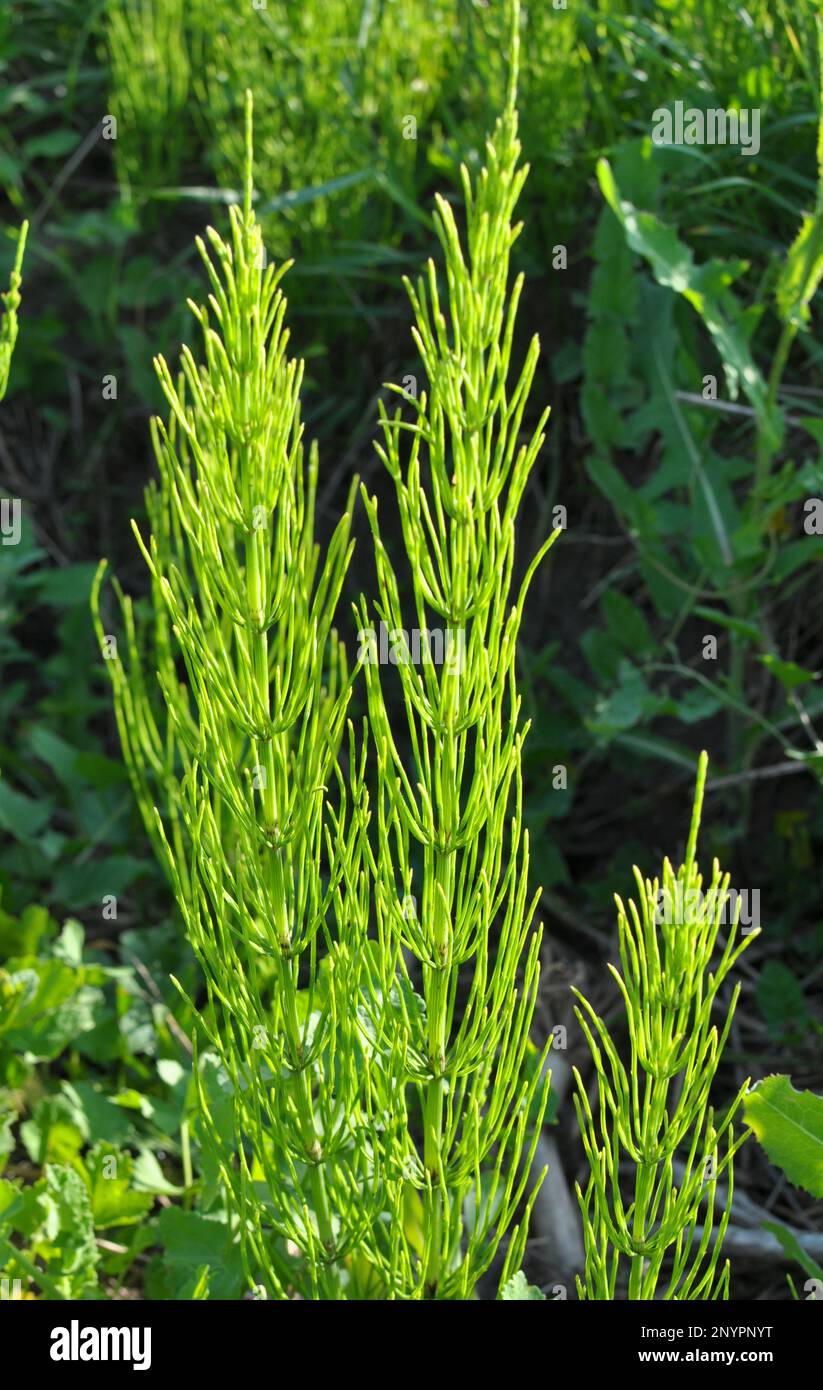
left=356, top=0, right=560, bottom=1298
left=573, top=752, right=758, bottom=1300
left=0, top=221, right=27, bottom=400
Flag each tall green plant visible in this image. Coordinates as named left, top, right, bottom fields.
left=0, top=221, right=27, bottom=400
left=94, top=94, right=389, bottom=1300
left=356, top=5, right=559, bottom=1298
left=573, top=753, right=757, bottom=1299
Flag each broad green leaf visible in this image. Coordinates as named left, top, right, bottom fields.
left=132, top=1147, right=184, bottom=1196
left=613, top=731, right=701, bottom=770
left=775, top=99, right=823, bottom=329
left=596, top=157, right=781, bottom=451
left=112, top=1088, right=154, bottom=1116
left=744, top=1075, right=823, bottom=1198
left=82, top=1143, right=155, bottom=1230
left=157, top=1058, right=185, bottom=1088
left=674, top=685, right=725, bottom=725
left=72, top=752, right=129, bottom=788
left=34, top=563, right=97, bottom=608
left=18, top=1164, right=100, bottom=1296
left=588, top=662, right=656, bottom=736
left=60, top=1081, right=133, bottom=1147
left=580, top=626, right=623, bottom=686
left=0, top=1113, right=14, bottom=1172
left=762, top=1220, right=823, bottom=1292
left=0, top=960, right=99, bottom=1060
left=53, top=920, right=85, bottom=966
left=756, top=964, right=809, bottom=1041
left=20, top=1096, right=84, bottom=1165
left=23, top=130, right=78, bottom=160
left=27, top=727, right=80, bottom=784
left=51, top=856, right=146, bottom=910
left=156, top=1208, right=244, bottom=1300
left=584, top=455, right=630, bottom=511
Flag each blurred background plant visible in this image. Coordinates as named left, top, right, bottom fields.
left=1, top=0, right=821, bottom=1298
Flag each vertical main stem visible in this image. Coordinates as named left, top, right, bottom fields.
left=246, top=531, right=340, bottom=1297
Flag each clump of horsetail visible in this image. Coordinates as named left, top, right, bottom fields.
left=573, top=753, right=758, bottom=1300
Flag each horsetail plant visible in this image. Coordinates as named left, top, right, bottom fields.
left=94, top=93, right=392, bottom=1299
left=0, top=221, right=27, bottom=400
left=92, top=55, right=760, bottom=1305
left=356, top=6, right=560, bottom=1299
left=105, top=0, right=192, bottom=199
left=573, top=753, right=758, bottom=1300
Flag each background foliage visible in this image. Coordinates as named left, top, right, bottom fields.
left=0, top=0, right=821, bottom=1299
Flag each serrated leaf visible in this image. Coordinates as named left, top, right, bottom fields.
left=35, top=1164, right=99, bottom=1294
left=744, top=1075, right=823, bottom=1198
